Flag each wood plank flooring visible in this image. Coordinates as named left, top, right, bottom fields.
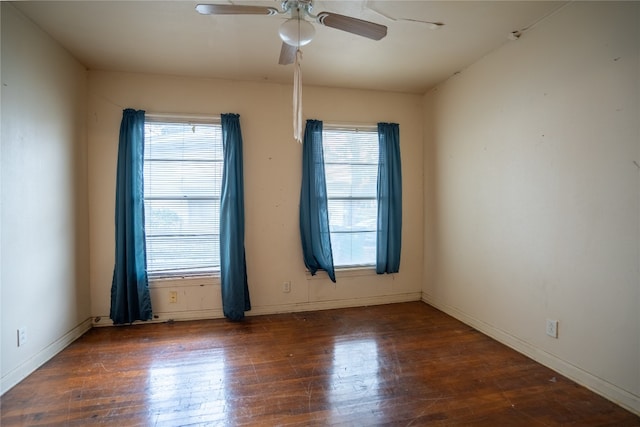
left=1, top=302, right=638, bottom=426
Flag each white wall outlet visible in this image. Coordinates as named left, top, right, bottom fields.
left=283, top=281, right=291, bottom=293
left=169, top=291, right=178, bottom=303
left=17, top=327, right=27, bottom=347
left=546, top=319, right=559, bottom=338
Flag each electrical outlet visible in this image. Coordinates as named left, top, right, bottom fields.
left=17, top=327, right=27, bottom=347
left=169, top=291, right=178, bottom=303
left=283, top=281, right=291, bottom=293
left=546, top=319, right=558, bottom=338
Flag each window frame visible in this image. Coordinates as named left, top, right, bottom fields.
left=322, top=124, right=379, bottom=270
left=143, top=113, right=223, bottom=280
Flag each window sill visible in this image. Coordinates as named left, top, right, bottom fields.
left=149, top=274, right=220, bottom=288
left=305, top=266, right=377, bottom=281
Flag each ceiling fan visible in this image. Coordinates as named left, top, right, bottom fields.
left=196, top=1, right=387, bottom=142
left=195, top=0, right=388, bottom=64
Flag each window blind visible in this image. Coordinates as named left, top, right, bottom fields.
left=143, top=119, right=223, bottom=277
left=323, top=127, right=379, bottom=267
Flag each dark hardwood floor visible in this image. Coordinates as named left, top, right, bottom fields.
left=1, top=302, right=638, bottom=426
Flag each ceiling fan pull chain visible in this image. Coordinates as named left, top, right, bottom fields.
left=293, top=49, right=304, bottom=143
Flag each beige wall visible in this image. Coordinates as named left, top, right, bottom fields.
left=1, top=3, right=90, bottom=393
left=423, top=1, right=639, bottom=413
left=87, top=71, right=424, bottom=322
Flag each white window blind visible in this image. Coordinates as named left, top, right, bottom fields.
left=143, top=117, right=223, bottom=277
left=323, top=127, right=379, bottom=267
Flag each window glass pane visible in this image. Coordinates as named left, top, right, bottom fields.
left=323, top=128, right=378, bottom=268
left=330, top=231, right=377, bottom=268
left=144, top=119, right=222, bottom=277
left=327, top=200, right=377, bottom=232
left=146, top=235, right=220, bottom=275
left=145, top=122, right=222, bottom=161
left=323, top=129, right=378, bottom=164
left=145, top=161, right=223, bottom=198
left=325, top=164, right=378, bottom=198
left=145, top=200, right=220, bottom=236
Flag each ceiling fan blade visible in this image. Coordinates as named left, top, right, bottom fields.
left=196, top=4, right=277, bottom=15
left=317, top=12, right=387, bottom=41
left=278, top=43, right=297, bottom=65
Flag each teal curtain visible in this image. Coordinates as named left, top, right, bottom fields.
left=220, top=113, right=251, bottom=321
left=376, top=122, right=402, bottom=274
left=110, top=109, right=153, bottom=324
left=299, top=120, right=336, bottom=282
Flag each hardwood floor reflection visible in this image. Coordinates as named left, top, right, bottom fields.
left=2, top=302, right=638, bottom=426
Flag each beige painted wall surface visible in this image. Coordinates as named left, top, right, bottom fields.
left=1, top=4, right=90, bottom=392
left=423, top=1, right=639, bottom=412
left=88, top=71, right=423, bottom=321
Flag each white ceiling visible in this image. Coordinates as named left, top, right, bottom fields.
left=12, top=1, right=567, bottom=94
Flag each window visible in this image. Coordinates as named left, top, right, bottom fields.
left=143, top=117, right=223, bottom=277
left=323, top=127, right=379, bottom=268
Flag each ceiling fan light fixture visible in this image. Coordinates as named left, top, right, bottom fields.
left=279, top=18, right=315, bottom=47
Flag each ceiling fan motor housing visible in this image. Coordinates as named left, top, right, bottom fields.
left=281, top=0, right=314, bottom=17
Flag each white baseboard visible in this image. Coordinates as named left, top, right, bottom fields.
left=92, top=309, right=225, bottom=326
left=249, top=292, right=422, bottom=316
left=422, top=294, right=640, bottom=416
left=92, top=292, right=423, bottom=326
left=1, top=318, right=93, bottom=396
